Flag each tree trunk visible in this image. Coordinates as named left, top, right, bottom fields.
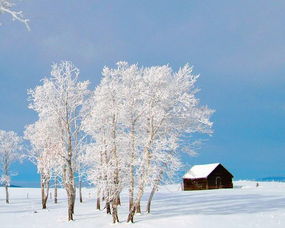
left=127, top=204, right=137, bottom=223
left=127, top=179, right=145, bottom=222
left=41, top=184, right=47, bottom=209
left=54, top=177, right=58, bottom=204
left=68, top=195, right=73, bottom=221
left=96, top=189, right=100, bottom=210
left=65, top=160, right=76, bottom=221
left=129, top=122, right=135, bottom=211
left=136, top=201, right=141, bottom=213
left=4, top=161, right=10, bottom=204
left=147, top=186, right=156, bottom=213
left=112, top=199, right=120, bottom=224
left=67, top=187, right=76, bottom=221
left=117, top=195, right=121, bottom=206
left=5, top=184, right=9, bottom=204
left=64, top=121, right=76, bottom=221
left=106, top=201, right=111, bottom=214
left=129, top=186, right=134, bottom=211
left=97, top=197, right=101, bottom=210
left=41, top=178, right=45, bottom=209
left=40, top=174, right=50, bottom=209
left=79, top=178, right=83, bottom=203
left=110, top=114, right=121, bottom=221
left=127, top=186, right=145, bottom=223
left=127, top=140, right=152, bottom=222
left=147, top=171, right=162, bottom=213
left=72, top=187, right=76, bottom=214
left=42, top=194, right=48, bottom=209
left=128, top=104, right=157, bottom=223
left=41, top=183, right=49, bottom=209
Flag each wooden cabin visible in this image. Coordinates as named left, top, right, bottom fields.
left=182, top=163, right=233, bottom=191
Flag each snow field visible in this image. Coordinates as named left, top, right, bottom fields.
left=0, top=181, right=284, bottom=228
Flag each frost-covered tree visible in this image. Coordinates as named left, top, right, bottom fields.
left=27, top=61, right=90, bottom=221
left=83, top=70, right=128, bottom=223
left=83, top=62, right=213, bottom=223
left=0, top=130, right=22, bottom=203
left=127, top=64, right=213, bottom=222
left=24, top=118, right=63, bottom=209
left=0, top=0, right=29, bottom=29
left=114, top=63, right=146, bottom=212
left=75, top=144, right=89, bottom=203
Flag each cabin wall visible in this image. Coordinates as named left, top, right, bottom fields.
left=183, top=178, right=208, bottom=190
left=207, top=165, right=233, bottom=189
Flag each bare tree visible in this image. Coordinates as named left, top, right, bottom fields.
left=0, top=130, right=22, bottom=204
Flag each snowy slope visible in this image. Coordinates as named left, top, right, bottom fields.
left=0, top=181, right=285, bottom=228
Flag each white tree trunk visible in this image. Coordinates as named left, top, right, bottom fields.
left=111, top=114, right=121, bottom=223
left=96, top=188, right=101, bottom=210
left=40, top=174, right=50, bottom=209
left=5, top=184, right=9, bottom=204
left=112, top=199, right=120, bottom=223
left=79, top=177, right=83, bottom=203
left=54, top=177, right=58, bottom=204
left=64, top=161, right=76, bottom=221
left=147, top=170, right=162, bottom=213
left=147, top=186, right=156, bottom=213
left=129, top=123, right=135, bottom=211
left=127, top=117, right=154, bottom=223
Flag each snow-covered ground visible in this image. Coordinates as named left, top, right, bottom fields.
left=0, top=181, right=285, bottom=228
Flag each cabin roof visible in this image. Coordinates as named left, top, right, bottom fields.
left=183, top=163, right=220, bottom=179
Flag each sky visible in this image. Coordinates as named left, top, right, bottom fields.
left=1, top=0, right=285, bottom=186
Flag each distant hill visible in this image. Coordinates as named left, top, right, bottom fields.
left=0, top=184, right=21, bottom=188
left=256, top=177, right=285, bottom=182
left=10, top=185, right=22, bottom=188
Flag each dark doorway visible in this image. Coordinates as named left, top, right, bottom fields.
left=216, top=177, right=221, bottom=188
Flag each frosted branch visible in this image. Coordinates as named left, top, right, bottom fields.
left=0, top=0, right=30, bottom=30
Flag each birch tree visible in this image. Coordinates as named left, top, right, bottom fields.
left=115, top=63, right=146, bottom=212
left=75, top=145, right=88, bottom=203
left=0, top=0, right=29, bottom=29
left=86, top=62, right=145, bottom=215
left=0, top=130, right=22, bottom=204
left=27, top=61, right=90, bottom=221
left=24, top=119, right=63, bottom=209
left=84, top=62, right=213, bottom=223
left=127, top=64, right=213, bottom=222
left=83, top=71, right=128, bottom=223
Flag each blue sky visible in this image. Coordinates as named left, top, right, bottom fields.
left=1, top=0, right=285, bottom=186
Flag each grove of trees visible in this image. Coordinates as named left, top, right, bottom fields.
left=22, top=60, right=214, bottom=223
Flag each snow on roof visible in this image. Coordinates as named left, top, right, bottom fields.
left=183, top=163, right=220, bottom=179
